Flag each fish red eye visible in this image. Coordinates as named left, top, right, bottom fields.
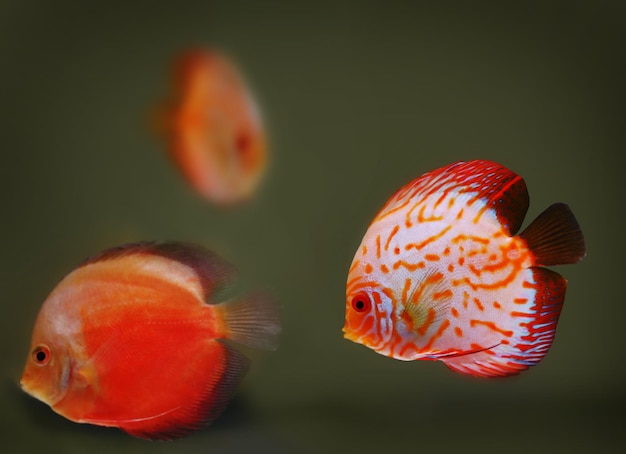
left=351, top=292, right=372, bottom=313
left=32, top=345, right=51, bottom=366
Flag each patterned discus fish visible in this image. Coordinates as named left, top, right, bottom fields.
left=159, top=48, right=267, bottom=205
left=343, top=160, right=585, bottom=378
left=20, top=242, right=280, bottom=439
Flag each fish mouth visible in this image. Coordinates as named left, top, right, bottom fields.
left=19, top=370, right=31, bottom=393
left=19, top=365, right=67, bottom=406
left=19, top=375, right=42, bottom=401
left=341, top=326, right=358, bottom=343
left=19, top=377, right=58, bottom=406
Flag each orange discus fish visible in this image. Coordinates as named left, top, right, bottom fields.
left=160, top=49, right=267, bottom=205
left=343, top=160, right=585, bottom=378
left=20, top=242, right=280, bottom=439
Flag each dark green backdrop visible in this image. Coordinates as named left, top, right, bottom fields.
left=2, top=1, right=624, bottom=452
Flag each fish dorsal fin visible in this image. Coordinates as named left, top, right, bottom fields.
left=377, top=160, right=529, bottom=235
left=79, top=241, right=237, bottom=300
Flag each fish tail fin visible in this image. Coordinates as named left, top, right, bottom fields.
left=442, top=267, right=567, bottom=378
left=218, top=291, right=281, bottom=350
left=520, top=202, right=586, bottom=266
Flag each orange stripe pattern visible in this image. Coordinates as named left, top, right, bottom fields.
left=343, top=160, right=581, bottom=378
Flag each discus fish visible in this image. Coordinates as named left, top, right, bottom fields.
left=159, top=49, right=267, bottom=205
left=20, top=242, right=280, bottom=439
left=343, top=160, right=585, bottom=378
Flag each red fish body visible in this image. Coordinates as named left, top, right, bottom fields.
left=161, top=49, right=267, bottom=205
left=343, top=160, right=585, bottom=377
left=20, top=242, right=280, bottom=439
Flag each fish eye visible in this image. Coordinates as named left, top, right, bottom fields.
left=32, top=345, right=52, bottom=366
left=351, top=292, right=372, bottom=313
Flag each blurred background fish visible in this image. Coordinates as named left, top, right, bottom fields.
left=343, top=160, right=585, bottom=377
left=156, top=48, right=267, bottom=206
left=20, top=242, right=280, bottom=440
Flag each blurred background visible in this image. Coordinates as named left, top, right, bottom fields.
left=1, top=1, right=624, bottom=452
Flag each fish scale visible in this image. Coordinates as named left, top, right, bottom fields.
left=344, top=160, right=585, bottom=378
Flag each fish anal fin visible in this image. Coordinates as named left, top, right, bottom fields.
left=120, top=341, right=250, bottom=440
left=520, top=203, right=586, bottom=266
left=442, top=267, right=567, bottom=378
left=509, top=266, right=567, bottom=363
left=442, top=348, right=529, bottom=378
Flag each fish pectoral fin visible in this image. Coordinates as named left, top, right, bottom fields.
left=403, top=270, right=452, bottom=334
left=75, top=364, right=98, bottom=389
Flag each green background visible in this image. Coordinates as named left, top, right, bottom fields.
left=1, top=1, right=624, bottom=452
